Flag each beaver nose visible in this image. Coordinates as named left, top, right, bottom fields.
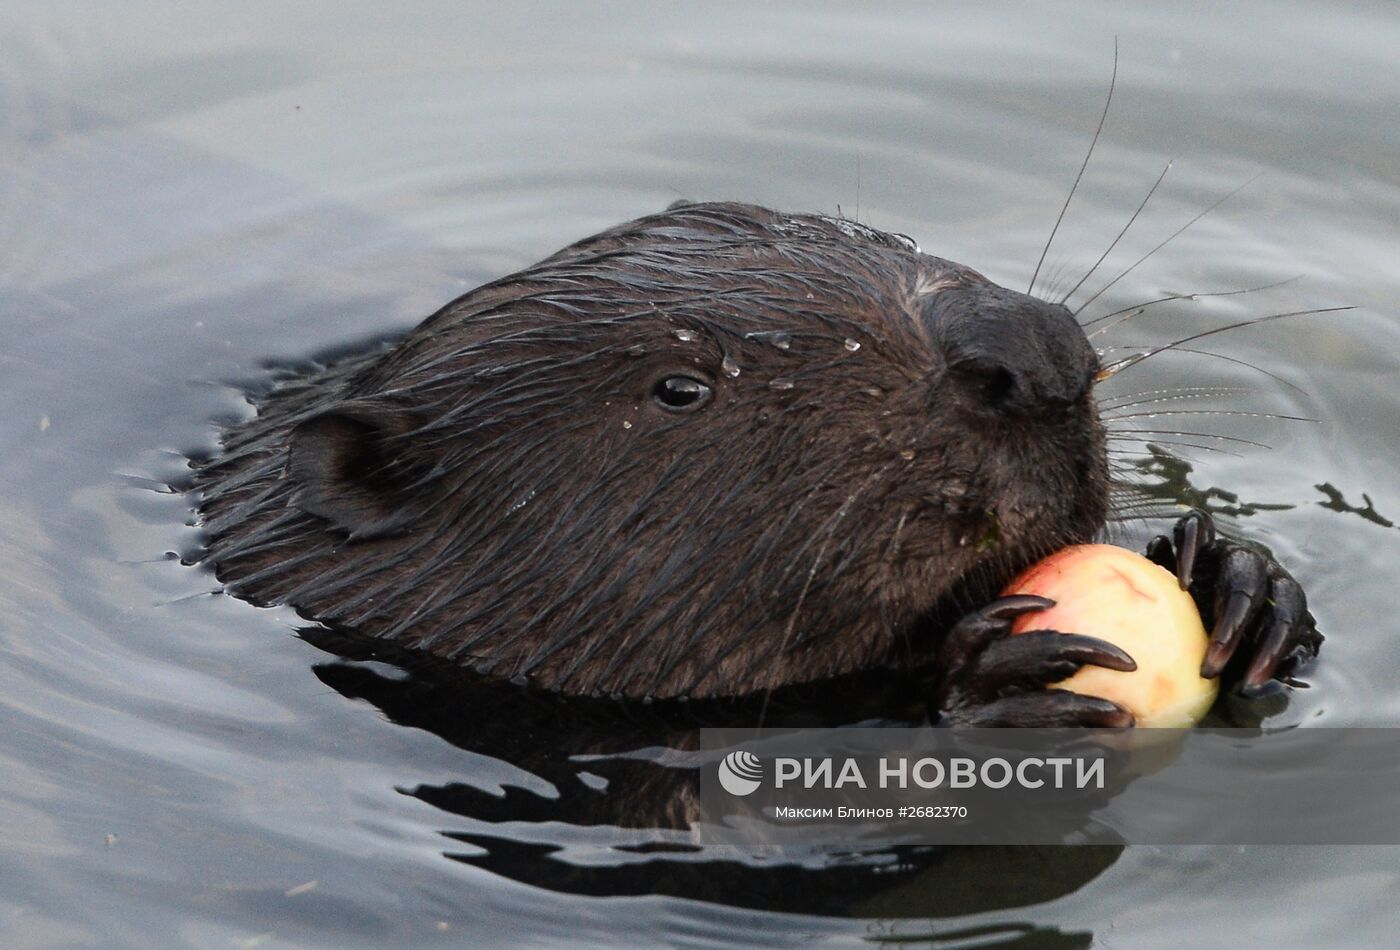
left=932, top=284, right=1097, bottom=415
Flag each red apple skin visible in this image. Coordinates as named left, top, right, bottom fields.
left=1002, top=544, right=1219, bottom=728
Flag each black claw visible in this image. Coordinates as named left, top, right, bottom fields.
left=972, top=631, right=1136, bottom=694
left=1243, top=612, right=1293, bottom=689
left=954, top=691, right=1135, bottom=728
left=1201, top=547, right=1267, bottom=678
left=985, top=594, right=1058, bottom=616
left=938, top=595, right=1054, bottom=672
left=1175, top=521, right=1199, bottom=590
left=1173, top=509, right=1215, bottom=590
left=1243, top=576, right=1309, bottom=689
left=1203, top=589, right=1255, bottom=677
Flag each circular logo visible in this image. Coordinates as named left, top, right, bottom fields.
left=717, top=750, right=763, bottom=796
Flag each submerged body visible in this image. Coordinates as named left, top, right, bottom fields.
left=197, top=202, right=1316, bottom=713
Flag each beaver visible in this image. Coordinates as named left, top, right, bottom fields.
left=196, top=201, right=1320, bottom=723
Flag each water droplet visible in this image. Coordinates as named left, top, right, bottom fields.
left=673, top=328, right=696, bottom=343
left=860, top=387, right=882, bottom=398
left=743, top=330, right=793, bottom=350
left=768, top=377, right=794, bottom=391
left=899, top=449, right=915, bottom=461
left=843, top=338, right=861, bottom=352
left=721, top=355, right=741, bottom=377
left=891, top=231, right=921, bottom=252
left=622, top=420, right=633, bottom=429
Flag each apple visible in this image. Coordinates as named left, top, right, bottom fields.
left=1003, top=544, right=1219, bottom=728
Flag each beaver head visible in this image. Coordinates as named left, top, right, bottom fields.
left=197, top=201, right=1108, bottom=698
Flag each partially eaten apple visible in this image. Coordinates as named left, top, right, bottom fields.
left=1003, top=544, right=1219, bottom=728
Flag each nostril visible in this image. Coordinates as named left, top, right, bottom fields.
left=953, top=359, right=1022, bottom=411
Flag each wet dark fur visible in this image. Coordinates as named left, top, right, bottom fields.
left=197, top=202, right=1108, bottom=699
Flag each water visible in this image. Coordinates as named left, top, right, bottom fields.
left=2, top=1, right=1398, bottom=946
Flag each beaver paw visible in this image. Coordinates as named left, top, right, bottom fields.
left=933, top=596, right=1137, bottom=727
left=1144, top=509, right=1323, bottom=696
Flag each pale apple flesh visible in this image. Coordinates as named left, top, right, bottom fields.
left=1003, top=544, right=1219, bottom=728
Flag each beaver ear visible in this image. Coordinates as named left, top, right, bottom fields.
left=285, top=403, right=430, bottom=541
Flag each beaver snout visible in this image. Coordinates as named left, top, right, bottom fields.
left=932, top=284, right=1098, bottom=416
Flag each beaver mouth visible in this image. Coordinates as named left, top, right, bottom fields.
left=891, top=552, right=1027, bottom=660
left=892, top=490, right=1084, bottom=649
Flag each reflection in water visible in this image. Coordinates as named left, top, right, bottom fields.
left=1113, top=445, right=1294, bottom=522
left=1316, top=483, right=1395, bottom=530
left=862, top=922, right=1094, bottom=948
left=302, top=626, right=1123, bottom=925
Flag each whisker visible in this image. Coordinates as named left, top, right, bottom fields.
left=1106, top=437, right=1242, bottom=457
left=1097, top=305, right=1354, bottom=380
left=1108, top=497, right=1196, bottom=514
left=1157, top=347, right=1313, bottom=397
left=1108, top=482, right=1160, bottom=496
left=1028, top=39, right=1117, bottom=297
left=1037, top=256, right=1078, bottom=304
left=1098, top=345, right=1313, bottom=397
left=1083, top=275, right=1303, bottom=331
left=1074, top=172, right=1262, bottom=314
left=1086, top=278, right=1306, bottom=342
left=1099, top=386, right=1256, bottom=411
left=1060, top=159, right=1172, bottom=306
left=756, top=464, right=887, bottom=726
left=1048, top=260, right=1087, bottom=305
left=1105, top=508, right=1192, bottom=524
left=1109, top=427, right=1271, bottom=448
left=1103, top=408, right=1317, bottom=423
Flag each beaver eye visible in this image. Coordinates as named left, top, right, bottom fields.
left=653, top=376, right=713, bottom=412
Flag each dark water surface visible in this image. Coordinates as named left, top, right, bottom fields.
left=2, top=2, right=1398, bottom=946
